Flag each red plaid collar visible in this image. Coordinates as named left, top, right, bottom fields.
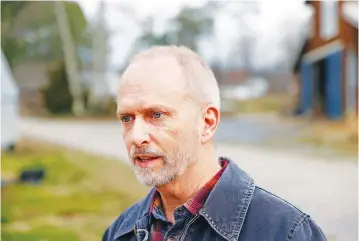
left=149, top=158, right=229, bottom=216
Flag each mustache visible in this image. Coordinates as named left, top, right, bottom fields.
left=130, top=145, right=164, bottom=158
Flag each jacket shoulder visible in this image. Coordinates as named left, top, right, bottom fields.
left=241, top=186, right=326, bottom=240
left=253, top=186, right=305, bottom=217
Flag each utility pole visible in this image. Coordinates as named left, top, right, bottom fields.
left=54, top=1, right=85, bottom=116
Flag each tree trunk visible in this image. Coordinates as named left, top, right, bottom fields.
left=54, top=1, right=85, bottom=116
left=87, top=1, right=109, bottom=112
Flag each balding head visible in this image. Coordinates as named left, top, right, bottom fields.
left=121, top=45, right=220, bottom=110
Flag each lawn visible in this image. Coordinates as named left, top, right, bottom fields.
left=1, top=139, right=148, bottom=241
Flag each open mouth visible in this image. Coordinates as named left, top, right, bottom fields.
left=136, top=156, right=159, bottom=162
left=134, top=156, right=162, bottom=167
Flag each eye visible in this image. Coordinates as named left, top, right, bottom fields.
left=121, top=116, right=132, bottom=123
left=152, top=112, right=163, bottom=119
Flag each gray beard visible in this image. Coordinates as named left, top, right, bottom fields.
left=133, top=153, right=197, bottom=187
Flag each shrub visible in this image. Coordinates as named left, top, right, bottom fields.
left=86, top=97, right=117, bottom=117
left=42, top=62, right=73, bottom=114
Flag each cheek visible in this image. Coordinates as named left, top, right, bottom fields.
left=166, top=125, right=181, bottom=138
left=122, top=132, right=132, bottom=152
left=153, top=128, right=178, bottom=147
left=170, top=118, right=197, bottom=140
left=164, top=122, right=198, bottom=144
left=150, top=123, right=182, bottom=150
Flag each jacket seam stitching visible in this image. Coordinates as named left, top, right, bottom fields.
left=200, top=211, right=231, bottom=240
left=231, top=178, right=255, bottom=240
left=256, top=186, right=305, bottom=214
left=285, top=213, right=308, bottom=241
left=200, top=178, right=255, bottom=241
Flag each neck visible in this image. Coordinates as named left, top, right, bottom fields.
left=156, top=145, right=221, bottom=223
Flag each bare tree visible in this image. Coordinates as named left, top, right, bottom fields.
left=225, top=1, right=259, bottom=71
left=54, top=1, right=85, bottom=116
left=87, top=1, right=109, bottom=110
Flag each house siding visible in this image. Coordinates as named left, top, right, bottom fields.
left=299, top=1, right=358, bottom=118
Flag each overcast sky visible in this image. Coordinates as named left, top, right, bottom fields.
left=76, top=0, right=312, bottom=71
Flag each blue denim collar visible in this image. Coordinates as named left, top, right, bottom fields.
left=198, top=157, right=255, bottom=241
left=113, top=158, right=255, bottom=241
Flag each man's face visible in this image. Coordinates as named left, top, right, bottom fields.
left=116, top=57, right=203, bottom=187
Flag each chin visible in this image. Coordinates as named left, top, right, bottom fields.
left=137, top=174, right=177, bottom=187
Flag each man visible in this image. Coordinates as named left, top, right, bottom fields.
left=103, top=45, right=327, bottom=241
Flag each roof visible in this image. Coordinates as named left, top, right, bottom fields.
left=342, top=1, right=358, bottom=28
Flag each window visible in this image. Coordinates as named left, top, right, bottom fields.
left=320, top=1, right=339, bottom=40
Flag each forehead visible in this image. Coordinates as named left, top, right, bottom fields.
left=117, top=57, right=188, bottom=112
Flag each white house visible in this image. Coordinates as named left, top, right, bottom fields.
left=1, top=50, right=20, bottom=151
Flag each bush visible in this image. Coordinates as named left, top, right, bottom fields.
left=42, top=62, right=73, bottom=114
left=86, top=97, right=117, bottom=117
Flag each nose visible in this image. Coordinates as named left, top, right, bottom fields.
left=128, top=118, right=150, bottom=147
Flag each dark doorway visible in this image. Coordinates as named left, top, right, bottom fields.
left=313, top=57, right=328, bottom=117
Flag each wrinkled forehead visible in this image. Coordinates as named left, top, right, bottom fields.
left=117, top=57, right=190, bottom=111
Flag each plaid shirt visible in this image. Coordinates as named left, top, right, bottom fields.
left=149, top=159, right=229, bottom=241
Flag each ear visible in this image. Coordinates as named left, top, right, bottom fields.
left=201, top=105, right=220, bottom=144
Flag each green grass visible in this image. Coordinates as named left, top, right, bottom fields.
left=1, top=139, right=148, bottom=241
left=1, top=225, right=78, bottom=241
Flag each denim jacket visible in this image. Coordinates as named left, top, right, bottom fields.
left=102, top=160, right=327, bottom=241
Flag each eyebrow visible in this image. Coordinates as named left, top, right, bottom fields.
left=116, top=104, right=176, bottom=116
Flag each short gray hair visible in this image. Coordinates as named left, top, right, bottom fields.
left=129, top=45, right=221, bottom=109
